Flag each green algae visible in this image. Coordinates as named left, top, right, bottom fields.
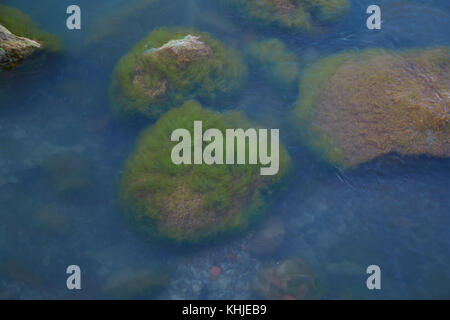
left=293, top=51, right=354, bottom=165
left=119, top=100, right=291, bottom=244
left=110, top=27, right=247, bottom=120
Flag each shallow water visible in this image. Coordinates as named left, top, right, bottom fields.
left=0, top=0, right=449, bottom=299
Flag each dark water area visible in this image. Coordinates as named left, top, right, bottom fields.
left=0, top=0, right=449, bottom=299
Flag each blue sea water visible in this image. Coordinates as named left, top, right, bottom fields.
left=0, top=0, right=449, bottom=299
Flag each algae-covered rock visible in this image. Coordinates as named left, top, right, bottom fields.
left=0, top=5, right=61, bottom=70
left=103, top=269, right=169, bottom=299
left=0, top=24, right=41, bottom=70
left=119, top=100, right=290, bottom=243
left=233, top=0, right=349, bottom=32
left=246, top=38, right=300, bottom=90
left=251, top=258, right=322, bottom=299
left=110, top=27, right=247, bottom=120
left=293, top=47, right=450, bottom=168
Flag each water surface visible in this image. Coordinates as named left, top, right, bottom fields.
left=0, top=0, right=449, bottom=299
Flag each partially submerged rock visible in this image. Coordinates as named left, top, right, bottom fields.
left=233, top=0, right=349, bottom=32
left=133, top=35, right=212, bottom=100
left=251, top=258, right=321, bottom=299
left=0, top=24, right=41, bottom=70
left=293, top=47, right=450, bottom=168
left=0, top=5, right=61, bottom=70
left=110, top=27, right=247, bottom=120
left=143, top=34, right=213, bottom=59
left=119, top=100, right=290, bottom=243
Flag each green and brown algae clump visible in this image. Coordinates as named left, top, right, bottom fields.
left=0, top=5, right=62, bottom=70
left=110, top=27, right=248, bottom=120
left=293, top=47, right=450, bottom=168
left=119, top=100, right=291, bottom=244
left=233, top=0, right=350, bottom=32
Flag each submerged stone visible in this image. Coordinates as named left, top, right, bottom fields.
left=232, top=0, right=349, bottom=32
left=119, top=100, right=290, bottom=244
left=103, top=269, right=169, bottom=299
left=251, top=258, right=322, bottom=299
left=246, top=38, right=300, bottom=91
left=0, top=260, right=45, bottom=289
left=247, top=215, right=285, bottom=257
left=293, top=47, right=450, bottom=168
left=110, top=27, right=247, bottom=120
left=35, top=203, right=71, bottom=237
left=40, top=153, right=90, bottom=195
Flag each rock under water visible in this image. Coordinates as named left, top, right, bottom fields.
left=294, top=47, right=450, bottom=168
left=0, top=24, right=41, bottom=70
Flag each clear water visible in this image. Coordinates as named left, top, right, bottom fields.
left=0, top=0, right=449, bottom=299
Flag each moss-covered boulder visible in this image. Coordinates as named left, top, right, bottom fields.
left=251, top=258, right=322, bottom=299
left=110, top=27, right=247, bottom=120
left=0, top=5, right=61, bottom=70
left=246, top=38, right=300, bottom=90
left=293, top=47, right=450, bottom=168
left=119, top=100, right=290, bottom=243
left=233, top=0, right=349, bottom=32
